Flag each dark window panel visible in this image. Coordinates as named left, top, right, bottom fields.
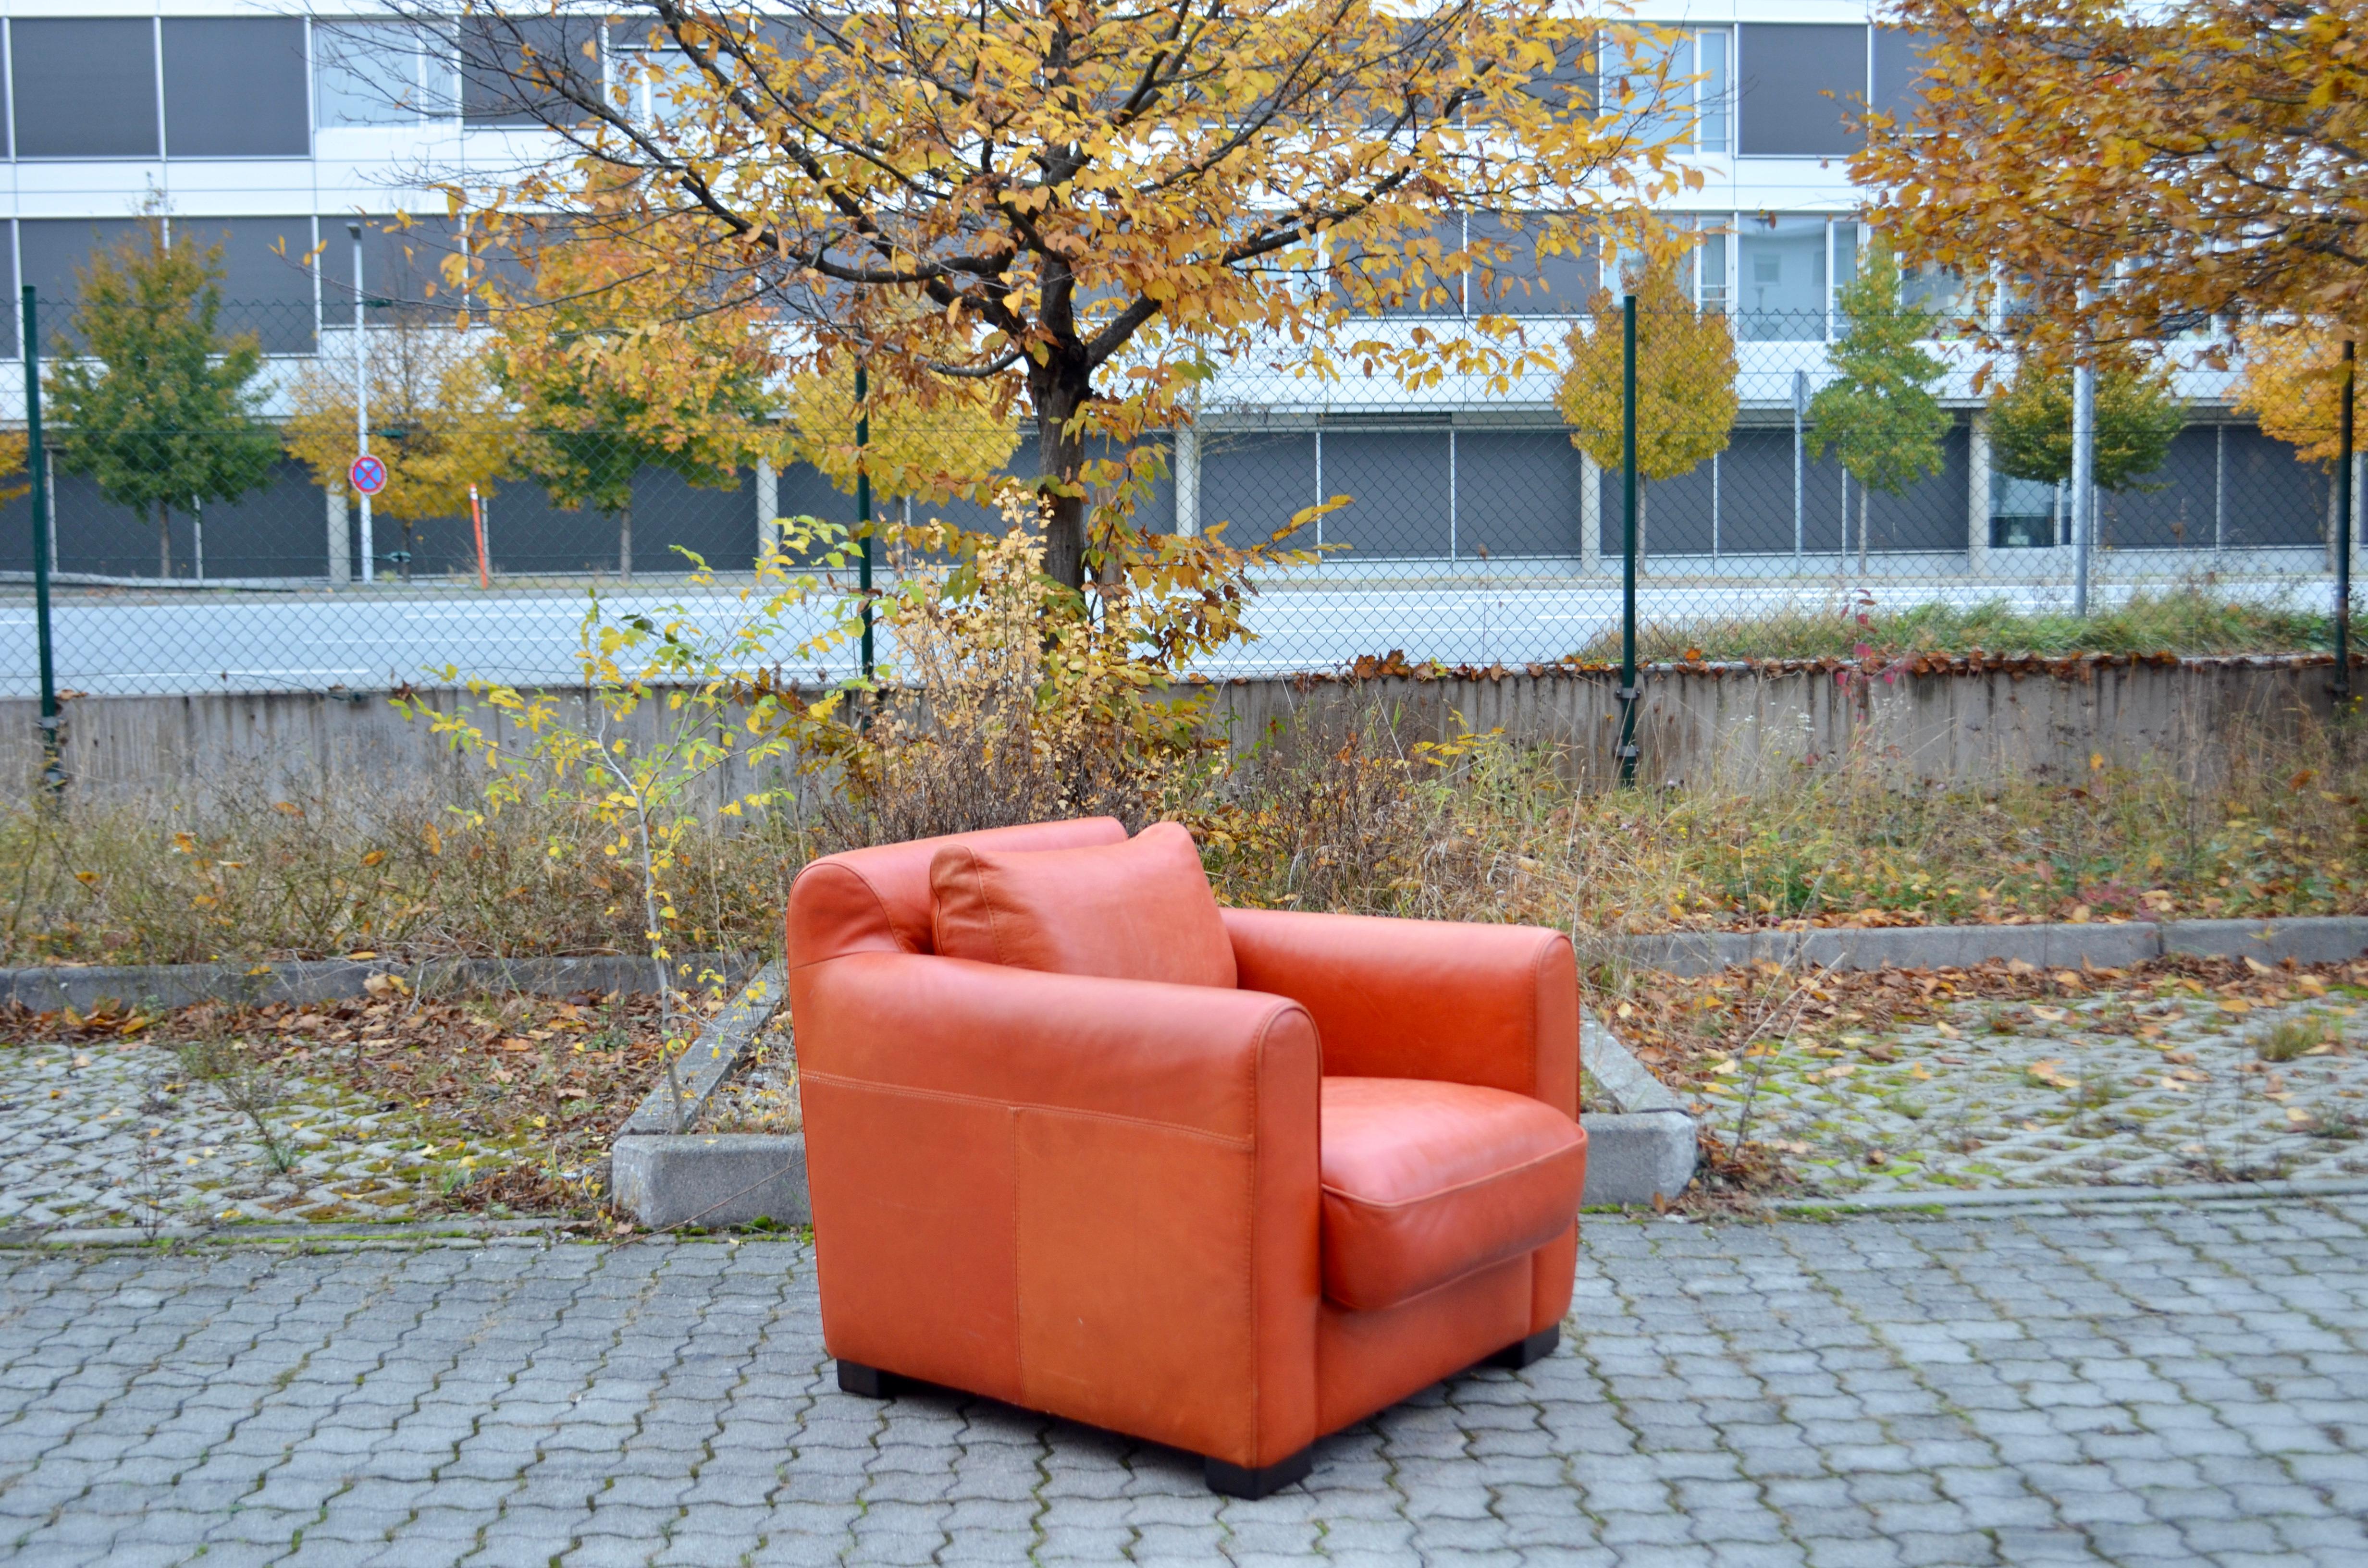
left=0, top=221, right=14, bottom=360
left=1320, top=430, right=1452, bottom=557
left=1202, top=431, right=1317, bottom=546
left=631, top=466, right=757, bottom=575
left=324, top=215, right=469, bottom=323
left=1467, top=213, right=1597, bottom=316
left=1861, top=421, right=1969, bottom=552
left=1454, top=430, right=1588, bottom=557
left=461, top=17, right=599, bottom=127
left=2095, top=424, right=2219, bottom=549
left=1737, top=24, right=1867, bottom=157
left=163, top=19, right=309, bottom=157
left=0, top=26, right=12, bottom=160
left=2224, top=426, right=2330, bottom=548
left=177, top=460, right=329, bottom=579
left=1520, top=25, right=1595, bottom=114
left=1332, top=215, right=1465, bottom=317
left=169, top=217, right=317, bottom=354
left=11, top=18, right=160, bottom=159
left=1639, top=460, right=1717, bottom=556
left=19, top=219, right=143, bottom=350
left=1874, top=26, right=1938, bottom=121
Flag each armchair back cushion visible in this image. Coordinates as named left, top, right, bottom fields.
left=931, top=821, right=1237, bottom=989
left=788, top=817, right=1127, bottom=966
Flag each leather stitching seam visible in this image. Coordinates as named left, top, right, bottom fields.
left=803, top=1070, right=1257, bottom=1147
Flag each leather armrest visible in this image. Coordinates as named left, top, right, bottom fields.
left=1219, top=907, right=1579, bottom=1119
left=790, top=952, right=1321, bottom=1470
left=794, top=951, right=1317, bottom=1139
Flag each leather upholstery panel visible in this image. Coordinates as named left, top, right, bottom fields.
left=1316, top=1254, right=1533, bottom=1433
left=932, top=821, right=1237, bottom=989
left=1319, top=1077, right=1587, bottom=1311
left=788, top=817, right=1125, bottom=967
left=802, top=1076, right=1023, bottom=1403
left=1015, top=1110, right=1262, bottom=1462
left=1222, top=909, right=1580, bottom=1117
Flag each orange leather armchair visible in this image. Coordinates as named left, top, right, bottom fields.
left=788, top=818, right=1586, bottom=1496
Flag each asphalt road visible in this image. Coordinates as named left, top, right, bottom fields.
left=0, top=570, right=2339, bottom=697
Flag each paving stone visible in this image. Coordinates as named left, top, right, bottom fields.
left=0, top=1200, right=2364, bottom=1564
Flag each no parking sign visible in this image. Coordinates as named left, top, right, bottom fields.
left=349, top=453, right=388, bottom=495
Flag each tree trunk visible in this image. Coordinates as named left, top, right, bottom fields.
left=1634, top=483, right=1649, bottom=569
left=155, top=501, right=172, bottom=579
left=618, top=502, right=633, bottom=583
left=1857, top=486, right=1870, bottom=578
left=1028, top=365, right=1091, bottom=592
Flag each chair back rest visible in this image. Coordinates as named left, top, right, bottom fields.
left=787, top=817, right=1128, bottom=967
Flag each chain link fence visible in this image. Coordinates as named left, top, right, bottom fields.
left=2, top=296, right=2356, bottom=705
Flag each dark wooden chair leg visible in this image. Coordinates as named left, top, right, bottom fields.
left=836, top=1360, right=898, bottom=1398
left=1203, top=1447, right=1313, bottom=1499
left=1485, top=1325, right=1560, bottom=1370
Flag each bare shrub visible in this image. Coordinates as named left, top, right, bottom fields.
left=815, top=494, right=1215, bottom=850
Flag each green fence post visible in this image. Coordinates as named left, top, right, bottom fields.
left=2341, top=339, right=2356, bottom=713
left=1617, top=293, right=1639, bottom=788
left=855, top=359, right=875, bottom=682
left=21, top=285, right=62, bottom=797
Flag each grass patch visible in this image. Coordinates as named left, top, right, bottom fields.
left=1570, top=586, right=2334, bottom=664
left=2251, top=1015, right=2340, bottom=1063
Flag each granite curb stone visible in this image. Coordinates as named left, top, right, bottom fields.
left=1613, top=915, right=2368, bottom=977
left=0, top=952, right=756, bottom=1014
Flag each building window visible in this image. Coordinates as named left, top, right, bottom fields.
left=164, top=20, right=309, bottom=158
left=1736, top=24, right=1869, bottom=157
left=316, top=23, right=458, bottom=128
left=1873, top=26, right=1938, bottom=122
left=10, top=19, right=161, bottom=159
left=1468, top=212, right=1596, bottom=316
left=614, top=30, right=702, bottom=126
left=1738, top=215, right=1827, bottom=340
left=1603, top=26, right=1730, bottom=155
left=460, top=18, right=599, bottom=129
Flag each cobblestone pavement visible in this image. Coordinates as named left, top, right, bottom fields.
left=3, top=1199, right=2365, bottom=1567
left=0, top=1040, right=517, bottom=1231
left=1693, top=989, right=2368, bottom=1194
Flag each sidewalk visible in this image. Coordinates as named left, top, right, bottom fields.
left=3, top=1199, right=2364, bottom=1566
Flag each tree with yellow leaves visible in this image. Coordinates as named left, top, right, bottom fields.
left=1854, top=0, right=2368, bottom=351
left=434, top=0, right=1696, bottom=592
left=777, top=362, right=1020, bottom=509
left=283, top=321, right=516, bottom=578
left=486, top=212, right=783, bottom=581
left=2235, top=323, right=2362, bottom=469
left=1556, top=255, right=1738, bottom=560
left=0, top=431, right=26, bottom=508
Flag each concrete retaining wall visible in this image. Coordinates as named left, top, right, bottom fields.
left=7, top=654, right=2346, bottom=801
left=1208, top=653, right=2354, bottom=790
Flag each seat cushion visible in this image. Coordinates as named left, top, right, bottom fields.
left=1320, top=1076, right=1587, bottom=1312
left=929, top=821, right=1237, bottom=989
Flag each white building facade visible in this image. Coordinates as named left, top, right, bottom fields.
left=0, top=3, right=2337, bottom=597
